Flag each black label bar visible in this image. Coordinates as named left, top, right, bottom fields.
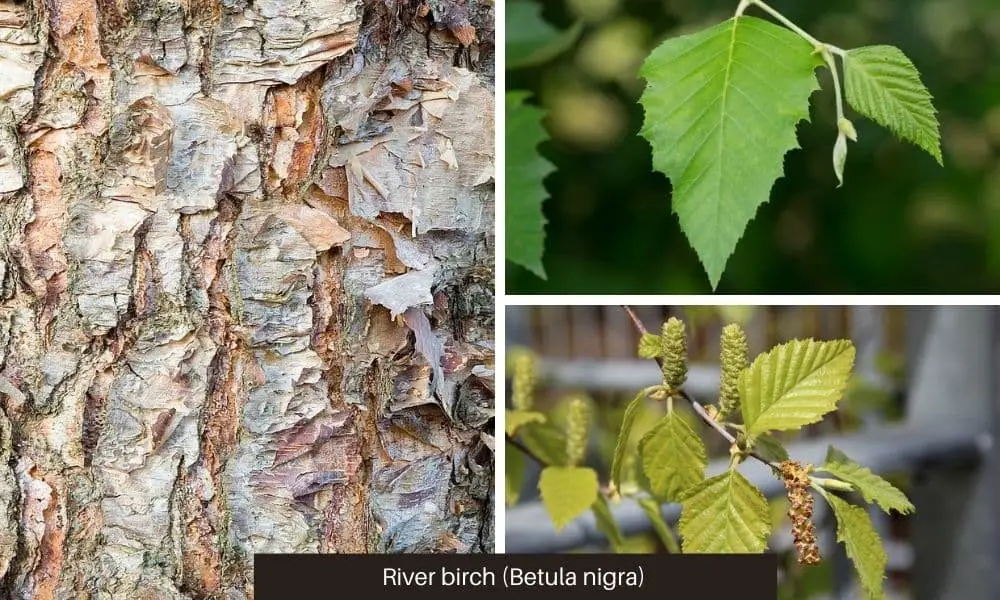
left=255, top=553, right=777, bottom=599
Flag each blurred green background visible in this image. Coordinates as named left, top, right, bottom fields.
left=506, top=0, right=1000, bottom=293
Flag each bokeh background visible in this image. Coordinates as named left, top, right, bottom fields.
left=506, top=0, right=1000, bottom=293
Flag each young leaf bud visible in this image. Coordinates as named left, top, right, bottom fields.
left=837, top=117, right=858, bottom=142
left=833, top=131, right=848, bottom=188
left=718, top=323, right=748, bottom=420
left=659, top=317, right=688, bottom=389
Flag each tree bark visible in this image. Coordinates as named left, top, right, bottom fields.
left=0, top=0, right=495, bottom=596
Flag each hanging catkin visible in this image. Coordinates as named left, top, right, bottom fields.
left=780, top=460, right=821, bottom=565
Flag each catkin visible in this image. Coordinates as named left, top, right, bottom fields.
left=718, top=323, right=748, bottom=420
left=565, top=396, right=592, bottom=467
left=780, top=460, right=821, bottom=565
left=659, top=317, right=688, bottom=389
left=509, top=349, right=537, bottom=411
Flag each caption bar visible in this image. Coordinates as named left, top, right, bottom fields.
left=384, top=564, right=642, bottom=590
left=255, top=553, right=776, bottom=599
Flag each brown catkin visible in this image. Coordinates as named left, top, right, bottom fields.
left=780, top=460, right=821, bottom=565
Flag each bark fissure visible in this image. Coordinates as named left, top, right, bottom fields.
left=1, top=0, right=493, bottom=595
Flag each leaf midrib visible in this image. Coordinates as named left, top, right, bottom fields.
left=752, top=343, right=849, bottom=428
left=713, top=17, right=740, bottom=261
left=685, top=472, right=760, bottom=551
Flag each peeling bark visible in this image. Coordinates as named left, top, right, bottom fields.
left=0, top=0, right=495, bottom=596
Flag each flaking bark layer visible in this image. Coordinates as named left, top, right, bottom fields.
left=0, top=0, right=495, bottom=597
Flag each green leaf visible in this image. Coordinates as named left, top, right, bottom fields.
left=752, top=433, right=790, bottom=463
left=506, top=92, right=554, bottom=278
left=640, top=411, right=707, bottom=501
left=520, top=422, right=568, bottom=466
left=739, top=339, right=855, bottom=436
left=638, top=497, right=680, bottom=553
left=506, top=441, right=526, bottom=506
left=538, top=466, right=599, bottom=531
left=506, top=2, right=582, bottom=69
left=637, top=333, right=663, bottom=359
left=844, top=45, right=942, bottom=164
left=506, top=409, right=546, bottom=436
left=826, top=493, right=887, bottom=600
left=639, top=16, right=821, bottom=288
left=678, top=469, right=770, bottom=553
left=591, top=494, right=626, bottom=552
left=610, top=389, right=647, bottom=494
left=821, top=446, right=915, bottom=515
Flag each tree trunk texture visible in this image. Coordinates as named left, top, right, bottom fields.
left=0, top=0, right=495, bottom=596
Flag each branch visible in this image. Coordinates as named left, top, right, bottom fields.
left=622, top=305, right=780, bottom=471
left=505, top=433, right=547, bottom=467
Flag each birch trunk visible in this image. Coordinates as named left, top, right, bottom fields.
left=0, top=0, right=495, bottom=596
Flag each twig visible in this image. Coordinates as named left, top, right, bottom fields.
left=506, top=433, right=547, bottom=467
left=621, top=305, right=780, bottom=471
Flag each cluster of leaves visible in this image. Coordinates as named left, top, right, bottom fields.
left=507, top=316, right=916, bottom=600
left=505, top=1, right=580, bottom=279
left=506, top=349, right=635, bottom=551
left=639, top=0, right=941, bottom=288
left=506, top=0, right=942, bottom=289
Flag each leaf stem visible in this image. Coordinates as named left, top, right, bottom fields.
left=639, top=497, right=682, bottom=553
left=622, top=306, right=781, bottom=472
left=738, top=0, right=853, bottom=181
left=745, top=0, right=822, bottom=49
left=821, top=47, right=846, bottom=123
left=741, top=0, right=848, bottom=58
left=810, top=480, right=832, bottom=500
left=825, top=43, right=847, bottom=57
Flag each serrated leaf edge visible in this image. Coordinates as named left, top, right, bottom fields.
left=821, top=446, right=915, bottom=515
left=740, top=338, right=856, bottom=436
left=825, top=492, right=888, bottom=600
left=640, top=411, right=708, bottom=502
left=611, top=389, right=649, bottom=493
left=844, top=45, right=942, bottom=165
left=637, top=16, right=823, bottom=288
left=678, top=469, right=771, bottom=553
